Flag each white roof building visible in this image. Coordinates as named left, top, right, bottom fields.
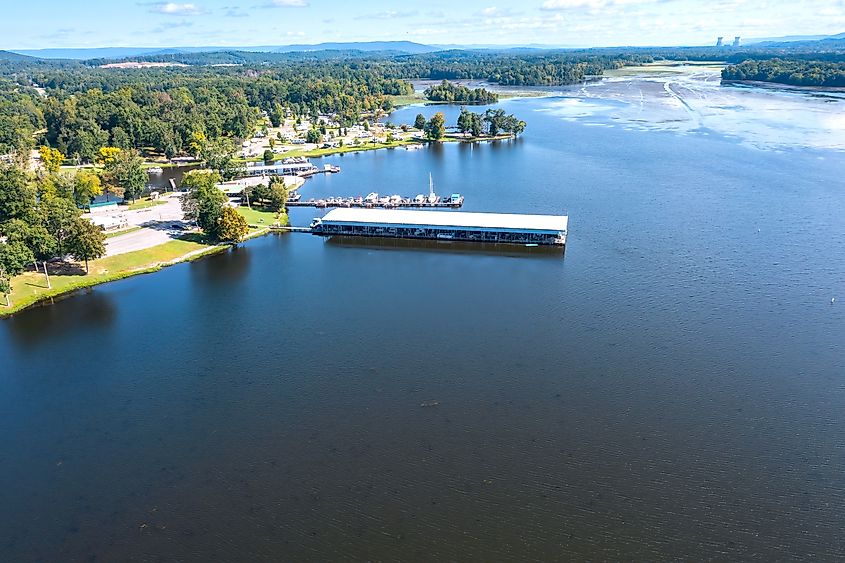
left=319, top=208, right=569, bottom=234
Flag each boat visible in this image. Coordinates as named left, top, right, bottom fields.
left=147, top=167, right=163, bottom=174
left=427, top=173, right=438, bottom=204
left=365, top=192, right=379, bottom=203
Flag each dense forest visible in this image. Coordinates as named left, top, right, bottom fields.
left=424, top=80, right=498, bottom=103
left=722, top=59, right=845, bottom=87
left=0, top=61, right=413, bottom=161
left=1, top=43, right=845, bottom=161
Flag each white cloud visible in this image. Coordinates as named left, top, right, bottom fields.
left=264, top=0, right=308, bottom=6
left=356, top=10, right=418, bottom=20
left=541, top=0, right=657, bottom=9
left=146, top=2, right=206, bottom=15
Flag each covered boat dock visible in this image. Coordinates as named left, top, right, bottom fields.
left=310, top=209, right=568, bottom=246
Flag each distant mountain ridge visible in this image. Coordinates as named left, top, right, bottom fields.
left=6, top=34, right=845, bottom=62
left=10, top=41, right=439, bottom=60
left=748, top=31, right=845, bottom=45
left=0, top=50, right=38, bottom=61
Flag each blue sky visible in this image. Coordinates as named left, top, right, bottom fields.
left=4, top=0, right=845, bottom=49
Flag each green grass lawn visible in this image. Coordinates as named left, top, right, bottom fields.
left=389, top=94, right=427, bottom=107
left=237, top=139, right=419, bottom=163
left=236, top=206, right=284, bottom=227
left=125, top=198, right=167, bottom=211
left=105, top=226, right=142, bottom=238
left=3, top=238, right=216, bottom=317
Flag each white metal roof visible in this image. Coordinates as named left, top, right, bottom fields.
left=320, top=208, right=568, bottom=233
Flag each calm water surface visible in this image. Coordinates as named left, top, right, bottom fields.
left=2, top=93, right=845, bottom=561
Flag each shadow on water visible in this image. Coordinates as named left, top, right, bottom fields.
left=3, top=289, right=116, bottom=348
left=325, top=235, right=565, bottom=259
left=189, top=244, right=253, bottom=284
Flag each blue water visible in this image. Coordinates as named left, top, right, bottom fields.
left=2, top=96, right=844, bottom=560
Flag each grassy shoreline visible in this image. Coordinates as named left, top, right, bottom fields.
left=1, top=239, right=223, bottom=318
left=238, top=138, right=420, bottom=163
left=0, top=204, right=295, bottom=318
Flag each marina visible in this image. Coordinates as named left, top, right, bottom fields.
left=287, top=191, right=464, bottom=208
left=309, top=208, right=569, bottom=246
left=243, top=158, right=321, bottom=177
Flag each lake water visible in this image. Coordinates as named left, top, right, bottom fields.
left=2, top=76, right=845, bottom=560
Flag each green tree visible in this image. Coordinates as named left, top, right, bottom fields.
left=0, top=165, right=36, bottom=222
left=189, top=131, right=208, bottom=158
left=0, top=276, right=10, bottom=308
left=1, top=219, right=57, bottom=288
left=217, top=206, right=249, bottom=243
left=73, top=170, right=103, bottom=208
left=180, top=170, right=226, bottom=241
left=0, top=240, right=34, bottom=307
left=267, top=177, right=289, bottom=213
left=39, top=172, right=75, bottom=201
left=108, top=150, right=147, bottom=202
left=67, top=218, right=106, bottom=274
left=457, top=108, right=472, bottom=135
left=414, top=113, right=426, bottom=130
left=306, top=129, right=321, bottom=144
left=424, top=112, right=446, bottom=141
left=263, top=149, right=275, bottom=164
left=41, top=196, right=82, bottom=256
left=39, top=146, right=65, bottom=174
left=202, top=138, right=242, bottom=181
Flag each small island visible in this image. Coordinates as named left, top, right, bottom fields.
left=424, top=80, right=499, bottom=104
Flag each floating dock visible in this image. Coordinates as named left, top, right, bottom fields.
left=288, top=193, right=463, bottom=209
left=310, top=208, right=568, bottom=247
left=243, top=159, right=319, bottom=177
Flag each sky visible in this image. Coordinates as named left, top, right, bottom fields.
left=3, top=0, right=845, bottom=50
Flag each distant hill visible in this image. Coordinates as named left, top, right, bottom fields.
left=273, top=41, right=438, bottom=54
left=0, top=50, right=38, bottom=61
left=750, top=32, right=845, bottom=47
left=11, top=41, right=439, bottom=60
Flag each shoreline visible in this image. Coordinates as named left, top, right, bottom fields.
left=0, top=243, right=226, bottom=318
left=1, top=206, right=289, bottom=318
left=721, top=78, right=845, bottom=94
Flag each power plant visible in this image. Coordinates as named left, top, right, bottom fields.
left=715, top=36, right=741, bottom=47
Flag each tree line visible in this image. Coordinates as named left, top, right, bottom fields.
left=722, top=59, right=845, bottom=87
left=0, top=163, right=107, bottom=307
left=424, top=80, right=498, bottom=103
left=3, top=45, right=844, bottom=163
left=415, top=108, right=526, bottom=140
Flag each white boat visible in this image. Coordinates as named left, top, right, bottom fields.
left=365, top=192, right=379, bottom=203
left=147, top=167, right=164, bottom=174
left=427, top=173, right=438, bottom=204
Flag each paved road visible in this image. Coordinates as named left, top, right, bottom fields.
left=125, top=195, right=185, bottom=226
left=106, top=228, right=176, bottom=257
left=103, top=194, right=191, bottom=257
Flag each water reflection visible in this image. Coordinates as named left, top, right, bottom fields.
left=4, top=289, right=116, bottom=349
left=189, top=245, right=252, bottom=285
left=325, top=235, right=565, bottom=259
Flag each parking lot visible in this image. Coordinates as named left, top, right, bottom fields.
left=101, top=194, right=194, bottom=257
